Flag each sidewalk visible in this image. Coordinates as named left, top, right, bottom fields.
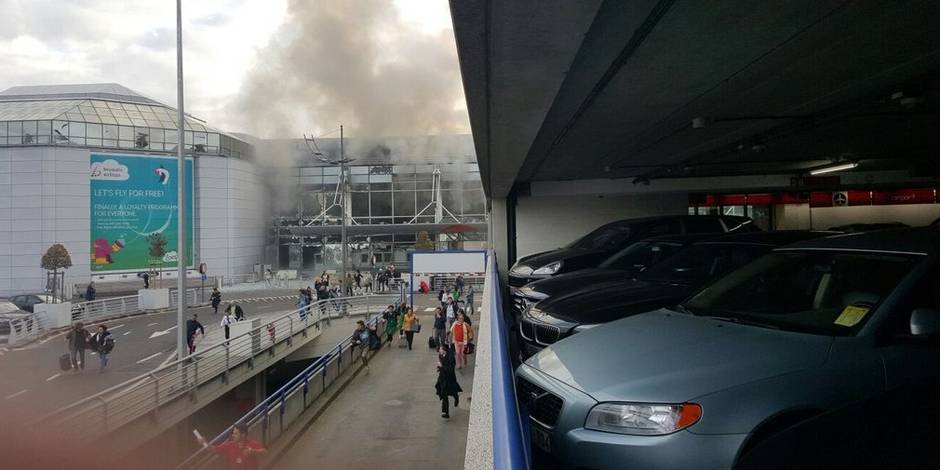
left=274, top=312, right=476, bottom=470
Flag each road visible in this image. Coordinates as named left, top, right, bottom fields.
left=0, top=289, right=299, bottom=423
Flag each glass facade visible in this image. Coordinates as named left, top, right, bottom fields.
left=0, top=99, right=252, bottom=159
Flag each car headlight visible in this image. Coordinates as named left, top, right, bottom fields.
left=532, top=261, right=563, bottom=275
left=519, top=286, right=548, bottom=300
left=585, top=402, right=702, bottom=435
left=573, top=323, right=599, bottom=333
left=511, top=265, right=534, bottom=276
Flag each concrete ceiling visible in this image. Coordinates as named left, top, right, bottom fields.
left=451, top=0, right=940, bottom=197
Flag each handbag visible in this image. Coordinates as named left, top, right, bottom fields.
left=463, top=342, right=475, bottom=355
left=412, top=322, right=422, bottom=333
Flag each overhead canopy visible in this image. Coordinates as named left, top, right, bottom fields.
left=284, top=222, right=487, bottom=237
left=451, top=0, right=940, bottom=197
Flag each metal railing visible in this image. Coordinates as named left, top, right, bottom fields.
left=222, top=274, right=258, bottom=286
left=70, top=294, right=140, bottom=325
left=0, top=314, right=41, bottom=345
left=179, top=300, right=397, bottom=469
left=41, top=293, right=401, bottom=446
left=169, top=288, right=200, bottom=308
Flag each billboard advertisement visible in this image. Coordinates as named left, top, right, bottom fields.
left=90, top=154, right=194, bottom=272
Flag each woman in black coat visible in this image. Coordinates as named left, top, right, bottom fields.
left=435, top=344, right=462, bottom=419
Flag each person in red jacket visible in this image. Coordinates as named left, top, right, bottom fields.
left=198, top=423, right=267, bottom=469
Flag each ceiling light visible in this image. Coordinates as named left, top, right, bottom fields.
left=809, top=162, right=859, bottom=176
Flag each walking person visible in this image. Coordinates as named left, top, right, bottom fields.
left=432, top=307, right=447, bottom=348
left=65, top=322, right=89, bottom=372
left=186, top=314, right=205, bottom=355
left=297, top=289, right=308, bottom=321
left=465, top=284, right=475, bottom=315
left=84, top=282, right=96, bottom=301
left=210, top=288, right=222, bottom=314
left=351, top=320, right=373, bottom=373
left=435, top=344, right=462, bottom=419
left=197, top=423, right=267, bottom=470
left=90, top=324, right=114, bottom=373
left=450, top=312, right=473, bottom=369
left=382, top=305, right=399, bottom=347
left=221, top=310, right=235, bottom=341
left=444, top=298, right=458, bottom=341
left=402, top=308, right=418, bottom=350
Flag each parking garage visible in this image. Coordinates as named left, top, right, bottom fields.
left=451, top=1, right=940, bottom=469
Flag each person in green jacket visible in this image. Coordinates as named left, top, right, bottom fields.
left=382, top=305, right=399, bottom=347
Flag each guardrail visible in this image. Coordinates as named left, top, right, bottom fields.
left=465, top=251, right=530, bottom=470
left=169, top=288, right=200, bottom=308
left=70, top=294, right=141, bottom=325
left=0, top=314, right=41, bottom=346
left=41, top=293, right=400, bottom=445
left=178, top=299, right=396, bottom=469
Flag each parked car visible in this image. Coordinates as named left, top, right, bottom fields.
left=516, top=226, right=940, bottom=470
left=508, top=215, right=756, bottom=288
left=827, top=222, right=909, bottom=232
left=510, top=233, right=716, bottom=318
left=518, top=231, right=832, bottom=358
left=8, top=294, right=57, bottom=313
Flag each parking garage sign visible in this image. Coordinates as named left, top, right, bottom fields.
left=89, top=154, right=194, bottom=272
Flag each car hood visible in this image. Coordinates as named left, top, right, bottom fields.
left=534, top=279, right=688, bottom=324
left=523, top=269, right=630, bottom=299
left=514, top=248, right=606, bottom=272
left=526, top=310, right=832, bottom=403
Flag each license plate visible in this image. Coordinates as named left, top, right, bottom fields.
left=531, top=424, right=552, bottom=453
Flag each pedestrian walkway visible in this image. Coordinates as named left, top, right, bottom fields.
left=274, top=313, right=476, bottom=470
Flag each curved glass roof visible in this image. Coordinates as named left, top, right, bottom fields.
left=0, top=83, right=251, bottom=159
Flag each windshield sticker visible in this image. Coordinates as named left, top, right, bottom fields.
left=834, top=305, right=870, bottom=327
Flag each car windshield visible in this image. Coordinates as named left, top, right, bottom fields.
left=568, top=223, right=632, bottom=250
left=683, top=250, right=922, bottom=336
left=599, top=241, right=684, bottom=271
left=639, top=243, right=770, bottom=285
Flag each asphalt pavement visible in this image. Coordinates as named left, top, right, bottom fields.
left=0, top=289, right=300, bottom=423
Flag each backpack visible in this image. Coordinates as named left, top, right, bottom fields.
left=98, top=335, right=114, bottom=354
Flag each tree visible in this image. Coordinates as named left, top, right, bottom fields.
left=148, top=233, right=168, bottom=289
left=41, top=244, right=72, bottom=303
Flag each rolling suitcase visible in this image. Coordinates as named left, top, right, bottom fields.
left=428, top=336, right=437, bottom=349
left=59, top=353, right=72, bottom=371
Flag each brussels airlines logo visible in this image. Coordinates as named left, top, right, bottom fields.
left=155, top=165, right=170, bottom=185
left=90, top=159, right=129, bottom=181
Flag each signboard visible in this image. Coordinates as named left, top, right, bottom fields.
left=89, top=154, right=194, bottom=272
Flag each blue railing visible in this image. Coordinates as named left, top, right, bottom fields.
left=488, top=253, right=531, bottom=469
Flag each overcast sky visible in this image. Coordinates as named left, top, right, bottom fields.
left=0, top=0, right=467, bottom=138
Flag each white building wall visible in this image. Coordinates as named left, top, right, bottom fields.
left=0, top=147, right=91, bottom=296
left=0, top=148, right=267, bottom=297
left=195, top=156, right=267, bottom=280
left=514, top=192, right=688, bottom=257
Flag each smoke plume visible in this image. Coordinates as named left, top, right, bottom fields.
left=233, top=0, right=471, bottom=140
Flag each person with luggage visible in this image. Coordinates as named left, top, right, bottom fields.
left=435, top=344, right=462, bottom=419
left=444, top=298, right=458, bottom=341
left=90, top=324, right=114, bottom=373
left=197, top=423, right=267, bottom=470
left=65, top=322, right=89, bottom=372
left=210, top=288, right=222, bottom=314
left=450, top=312, right=473, bottom=370
left=432, top=307, right=447, bottom=349
left=221, top=310, right=235, bottom=341
left=186, top=314, right=205, bottom=355
left=297, top=289, right=308, bottom=321
left=402, top=308, right=419, bottom=351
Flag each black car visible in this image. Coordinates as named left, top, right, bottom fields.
left=508, top=215, right=756, bottom=288
left=510, top=233, right=716, bottom=318
left=518, top=231, right=833, bottom=358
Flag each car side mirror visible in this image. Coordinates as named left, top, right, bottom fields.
left=910, top=308, right=940, bottom=336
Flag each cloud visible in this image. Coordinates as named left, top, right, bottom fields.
left=90, top=159, right=130, bottom=181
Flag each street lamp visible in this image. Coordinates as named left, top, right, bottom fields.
left=303, top=126, right=356, bottom=283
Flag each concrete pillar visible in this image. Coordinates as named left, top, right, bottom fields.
left=488, top=198, right=511, bottom=281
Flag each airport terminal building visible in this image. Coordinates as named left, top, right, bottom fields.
left=0, top=83, right=484, bottom=297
